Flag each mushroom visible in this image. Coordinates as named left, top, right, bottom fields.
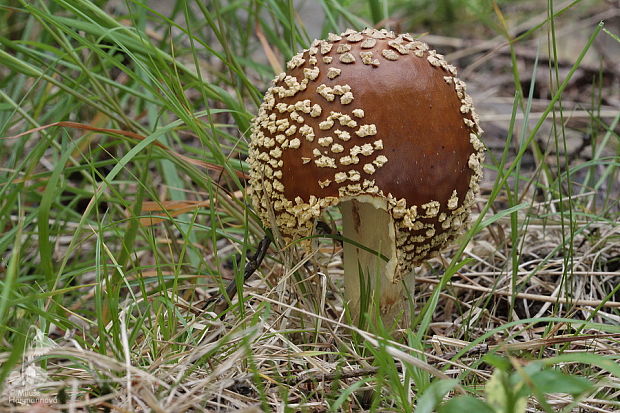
left=248, top=28, right=485, bottom=327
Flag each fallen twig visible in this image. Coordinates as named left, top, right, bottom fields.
left=416, top=277, right=620, bottom=308
left=204, top=236, right=271, bottom=315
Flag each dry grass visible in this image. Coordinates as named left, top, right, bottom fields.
left=0, top=0, right=619, bottom=411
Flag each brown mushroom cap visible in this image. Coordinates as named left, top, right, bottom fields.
left=249, top=28, right=485, bottom=280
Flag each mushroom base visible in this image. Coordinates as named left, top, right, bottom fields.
left=341, top=196, right=414, bottom=329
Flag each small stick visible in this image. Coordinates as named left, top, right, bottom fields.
left=286, top=366, right=394, bottom=386
left=416, top=277, right=620, bottom=308
left=205, top=236, right=271, bottom=315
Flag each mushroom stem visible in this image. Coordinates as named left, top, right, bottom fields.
left=340, top=197, right=413, bottom=328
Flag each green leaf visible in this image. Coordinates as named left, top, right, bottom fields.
left=439, top=396, right=495, bottom=413
left=486, top=370, right=527, bottom=413
left=480, top=202, right=529, bottom=228
left=483, top=354, right=512, bottom=371
left=486, top=370, right=508, bottom=410
left=415, top=379, right=458, bottom=413
left=329, top=377, right=372, bottom=412
left=544, top=352, right=620, bottom=379
left=530, top=370, right=594, bottom=395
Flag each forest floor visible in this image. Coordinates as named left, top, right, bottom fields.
left=0, top=0, right=619, bottom=411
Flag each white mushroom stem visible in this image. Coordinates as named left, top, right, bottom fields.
left=340, top=196, right=414, bottom=328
